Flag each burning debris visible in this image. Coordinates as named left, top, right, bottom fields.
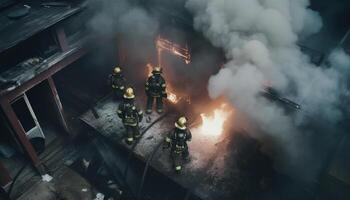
left=166, top=88, right=181, bottom=104
left=197, top=103, right=233, bottom=138
left=145, top=35, right=192, bottom=106
left=156, top=36, right=191, bottom=65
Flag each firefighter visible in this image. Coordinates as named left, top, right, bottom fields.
left=145, top=66, right=167, bottom=114
left=109, top=66, right=126, bottom=99
left=117, top=87, right=143, bottom=145
left=164, top=116, right=192, bottom=172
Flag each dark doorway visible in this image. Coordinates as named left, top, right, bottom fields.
left=26, top=80, right=66, bottom=147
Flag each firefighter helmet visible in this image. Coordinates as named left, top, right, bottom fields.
left=124, top=87, right=135, bottom=99
left=152, top=66, right=162, bottom=74
left=113, top=67, right=122, bottom=74
left=175, top=117, right=187, bottom=130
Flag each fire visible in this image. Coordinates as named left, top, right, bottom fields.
left=146, top=36, right=190, bottom=105
left=156, top=36, right=191, bottom=64
left=167, top=91, right=180, bottom=104
left=166, top=85, right=181, bottom=104
left=198, top=104, right=232, bottom=137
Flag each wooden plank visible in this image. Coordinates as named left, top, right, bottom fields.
left=0, top=160, right=12, bottom=189
left=47, top=76, right=70, bottom=133
left=0, top=98, right=41, bottom=171
left=54, top=25, right=69, bottom=52
left=0, top=36, right=89, bottom=100
left=0, top=2, right=82, bottom=53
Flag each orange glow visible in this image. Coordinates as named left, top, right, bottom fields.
left=156, top=36, right=191, bottom=64
left=166, top=86, right=181, bottom=104
left=167, top=92, right=180, bottom=104
left=146, top=63, right=154, bottom=77
left=198, top=104, right=232, bottom=137
left=152, top=36, right=191, bottom=104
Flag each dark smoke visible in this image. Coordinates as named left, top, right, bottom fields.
left=86, top=0, right=160, bottom=90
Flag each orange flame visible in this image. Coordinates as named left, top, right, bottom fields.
left=167, top=92, right=178, bottom=103
left=156, top=36, right=191, bottom=64
left=166, top=85, right=181, bottom=104
left=198, top=104, right=232, bottom=137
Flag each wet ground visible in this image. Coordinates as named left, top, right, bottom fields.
left=80, top=96, right=276, bottom=200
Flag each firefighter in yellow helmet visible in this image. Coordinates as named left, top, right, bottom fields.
left=117, top=87, right=143, bottom=145
left=109, top=66, right=126, bottom=99
left=164, top=116, right=192, bottom=172
left=145, top=66, right=167, bottom=114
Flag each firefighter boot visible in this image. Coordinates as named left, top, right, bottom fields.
left=182, top=147, right=190, bottom=162
left=125, top=126, right=134, bottom=145
left=156, top=97, right=164, bottom=113
left=173, top=153, right=182, bottom=173
left=133, top=126, right=141, bottom=139
left=146, top=96, right=154, bottom=114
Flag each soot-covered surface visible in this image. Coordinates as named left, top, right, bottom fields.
left=80, top=96, right=275, bottom=200
left=0, top=36, right=88, bottom=95
left=0, top=1, right=82, bottom=53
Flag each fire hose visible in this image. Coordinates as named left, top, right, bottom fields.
left=123, top=112, right=169, bottom=179
left=137, top=122, right=201, bottom=200
left=137, top=140, right=164, bottom=200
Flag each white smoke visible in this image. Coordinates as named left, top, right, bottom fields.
left=88, top=0, right=158, bottom=38
left=186, top=0, right=350, bottom=180
left=87, top=0, right=160, bottom=59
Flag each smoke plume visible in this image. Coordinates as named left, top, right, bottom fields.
left=186, top=0, right=350, bottom=180
left=86, top=0, right=159, bottom=88
left=86, top=0, right=350, bottom=181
